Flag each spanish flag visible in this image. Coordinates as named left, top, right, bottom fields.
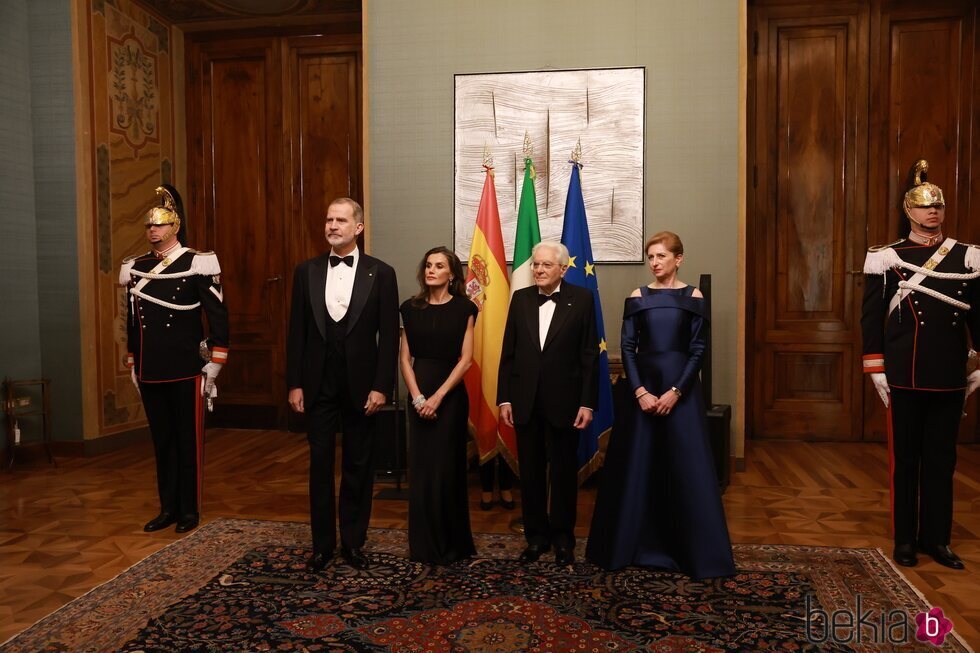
left=464, top=164, right=518, bottom=470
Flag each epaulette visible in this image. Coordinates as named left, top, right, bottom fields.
left=863, top=246, right=902, bottom=274
left=193, top=250, right=215, bottom=256
left=118, top=253, right=149, bottom=285
left=868, top=238, right=904, bottom=252
left=190, top=251, right=221, bottom=276
left=965, top=243, right=980, bottom=271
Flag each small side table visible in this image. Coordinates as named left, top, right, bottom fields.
left=2, top=378, right=55, bottom=470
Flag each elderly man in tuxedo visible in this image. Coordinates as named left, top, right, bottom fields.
left=287, top=197, right=399, bottom=571
left=498, top=241, right=599, bottom=566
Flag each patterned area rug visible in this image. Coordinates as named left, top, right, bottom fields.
left=1, top=518, right=971, bottom=652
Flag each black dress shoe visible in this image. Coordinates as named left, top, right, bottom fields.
left=554, top=546, right=574, bottom=566
left=305, top=551, right=332, bottom=571
left=479, top=499, right=494, bottom=511
left=892, top=543, right=918, bottom=567
left=499, top=497, right=516, bottom=510
left=143, top=512, right=176, bottom=532
left=341, top=546, right=370, bottom=570
left=175, top=514, right=199, bottom=533
left=920, top=544, right=965, bottom=570
left=518, top=544, right=550, bottom=563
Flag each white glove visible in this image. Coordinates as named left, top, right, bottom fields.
left=870, top=372, right=890, bottom=408
left=130, top=368, right=140, bottom=396
left=967, top=370, right=980, bottom=398
left=201, top=362, right=223, bottom=397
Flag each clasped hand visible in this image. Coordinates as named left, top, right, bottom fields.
left=636, top=389, right=679, bottom=416
left=415, top=393, right=442, bottom=420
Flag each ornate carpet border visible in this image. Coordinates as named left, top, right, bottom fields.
left=2, top=518, right=974, bottom=652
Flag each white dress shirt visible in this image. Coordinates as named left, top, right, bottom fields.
left=538, top=282, right=561, bottom=349
left=325, top=247, right=359, bottom=322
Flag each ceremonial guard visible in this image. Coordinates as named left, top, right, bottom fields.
left=862, top=160, right=980, bottom=570
left=120, top=185, right=229, bottom=534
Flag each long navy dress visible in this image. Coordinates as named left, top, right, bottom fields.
left=586, top=286, right=735, bottom=579
left=401, top=296, right=477, bottom=564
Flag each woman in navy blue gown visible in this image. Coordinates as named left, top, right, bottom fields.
left=586, top=231, right=735, bottom=579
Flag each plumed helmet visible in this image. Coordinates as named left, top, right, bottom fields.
left=143, top=184, right=186, bottom=244
left=144, top=185, right=185, bottom=242
left=903, top=159, right=945, bottom=217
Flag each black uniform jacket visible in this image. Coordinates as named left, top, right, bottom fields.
left=286, top=251, right=399, bottom=409
left=861, top=239, right=980, bottom=390
left=497, top=283, right=600, bottom=427
left=122, top=248, right=230, bottom=383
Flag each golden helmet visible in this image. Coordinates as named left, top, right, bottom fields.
left=144, top=185, right=182, bottom=233
left=903, top=159, right=945, bottom=215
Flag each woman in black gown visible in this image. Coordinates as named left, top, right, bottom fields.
left=586, top=232, right=735, bottom=579
left=399, top=246, right=478, bottom=564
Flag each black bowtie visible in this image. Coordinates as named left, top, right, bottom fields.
left=329, top=255, right=354, bottom=267
left=538, top=292, right=559, bottom=306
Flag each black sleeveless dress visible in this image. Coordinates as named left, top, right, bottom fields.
left=400, top=296, right=478, bottom=564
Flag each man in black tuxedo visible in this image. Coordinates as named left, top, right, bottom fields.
left=287, top=197, right=399, bottom=571
left=498, top=241, right=599, bottom=566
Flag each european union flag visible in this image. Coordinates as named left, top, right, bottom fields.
left=560, top=160, right=613, bottom=483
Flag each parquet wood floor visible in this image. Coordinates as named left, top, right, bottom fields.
left=1, top=431, right=978, bottom=646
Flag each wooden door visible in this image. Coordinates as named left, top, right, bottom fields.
left=749, top=0, right=980, bottom=443
left=865, top=0, right=978, bottom=441
left=186, top=32, right=361, bottom=428
left=283, top=36, right=362, bottom=272
left=748, top=4, right=870, bottom=440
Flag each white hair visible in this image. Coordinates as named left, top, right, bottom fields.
left=531, top=241, right=569, bottom=266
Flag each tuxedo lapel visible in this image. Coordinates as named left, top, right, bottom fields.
left=542, top=288, right=576, bottom=351
left=345, top=253, right=377, bottom=334
left=308, top=255, right=328, bottom=340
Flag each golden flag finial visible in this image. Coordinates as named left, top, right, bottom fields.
left=483, top=144, right=495, bottom=177
left=570, top=139, right=582, bottom=165
left=522, top=130, right=533, bottom=159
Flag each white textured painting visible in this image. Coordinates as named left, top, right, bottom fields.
left=454, top=67, right=644, bottom=263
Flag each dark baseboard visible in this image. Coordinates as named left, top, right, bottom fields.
left=208, top=404, right=281, bottom=429
left=6, top=427, right=153, bottom=462
left=734, top=456, right=745, bottom=472
left=81, top=427, right=152, bottom=456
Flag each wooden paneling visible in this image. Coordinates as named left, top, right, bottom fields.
left=750, top=5, right=868, bottom=440
left=772, top=351, right=841, bottom=400
left=186, top=31, right=360, bottom=427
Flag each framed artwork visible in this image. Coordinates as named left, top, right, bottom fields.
left=454, top=66, right=645, bottom=263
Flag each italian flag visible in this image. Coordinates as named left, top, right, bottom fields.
left=464, top=165, right=518, bottom=468
left=510, top=156, right=541, bottom=294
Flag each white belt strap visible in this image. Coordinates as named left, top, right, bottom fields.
left=887, top=238, right=956, bottom=318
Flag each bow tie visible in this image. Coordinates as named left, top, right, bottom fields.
left=329, top=255, right=354, bottom=267
left=538, top=292, right=559, bottom=306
